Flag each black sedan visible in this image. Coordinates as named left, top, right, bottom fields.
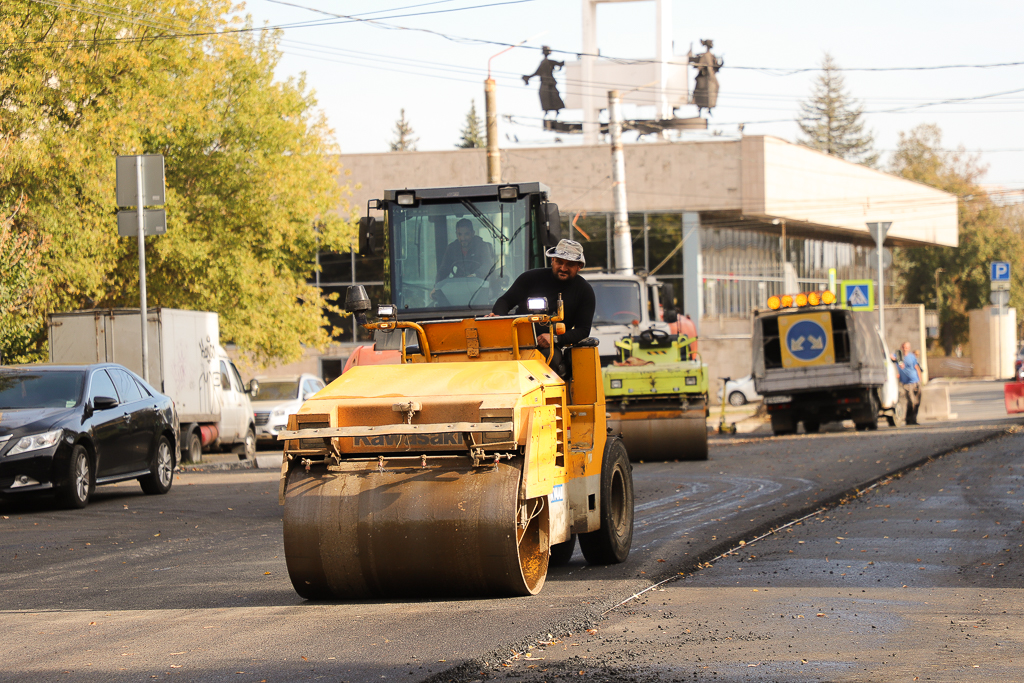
left=0, top=364, right=178, bottom=508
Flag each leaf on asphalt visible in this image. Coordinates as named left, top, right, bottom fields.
left=264, top=572, right=271, bottom=575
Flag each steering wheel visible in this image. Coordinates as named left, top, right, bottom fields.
left=638, top=328, right=671, bottom=344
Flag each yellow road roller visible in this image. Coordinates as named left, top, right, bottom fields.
left=278, top=182, right=634, bottom=599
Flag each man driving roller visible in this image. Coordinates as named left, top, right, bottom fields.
left=435, top=219, right=494, bottom=283
left=490, top=239, right=595, bottom=372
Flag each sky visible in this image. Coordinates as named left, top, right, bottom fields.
left=241, top=0, right=1024, bottom=193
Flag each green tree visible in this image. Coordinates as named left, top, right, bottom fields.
left=0, top=199, right=47, bottom=364
left=0, top=0, right=352, bottom=366
left=390, top=108, right=419, bottom=151
left=889, top=124, right=1024, bottom=353
left=796, top=53, right=877, bottom=166
left=456, top=100, right=484, bottom=149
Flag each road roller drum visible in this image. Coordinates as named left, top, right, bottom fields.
left=284, top=458, right=549, bottom=599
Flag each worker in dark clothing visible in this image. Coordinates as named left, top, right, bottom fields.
left=435, top=219, right=494, bottom=283
left=491, top=239, right=594, bottom=374
left=431, top=219, right=496, bottom=305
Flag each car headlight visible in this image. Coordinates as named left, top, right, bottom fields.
left=271, top=407, right=288, bottom=418
left=7, top=429, right=63, bottom=456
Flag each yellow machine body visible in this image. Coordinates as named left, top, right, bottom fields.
left=278, top=313, right=631, bottom=599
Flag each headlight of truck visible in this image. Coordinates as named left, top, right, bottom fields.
left=7, top=429, right=63, bottom=456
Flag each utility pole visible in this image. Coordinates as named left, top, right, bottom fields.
left=485, top=38, right=534, bottom=183
left=485, top=77, right=500, bottom=183
left=608, top=90, right=633, bottom=275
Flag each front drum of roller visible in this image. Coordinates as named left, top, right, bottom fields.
left=609, top=410, right=709, bottom=461
left=283, top=458, right=550, bottom=599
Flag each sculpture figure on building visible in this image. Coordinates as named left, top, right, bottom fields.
left=523, top=46, right=565, bottom=119
left=689, top=39, right=723, bottom=116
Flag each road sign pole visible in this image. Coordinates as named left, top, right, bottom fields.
left=868, top=222, right=892, bottom=345
left=136, top=157, right=149, bottom=382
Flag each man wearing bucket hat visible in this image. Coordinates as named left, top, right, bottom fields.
left=490, top=239, right=595, bottom=373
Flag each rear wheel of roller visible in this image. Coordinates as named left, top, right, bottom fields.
left=579, top=438, right=634, bottom=565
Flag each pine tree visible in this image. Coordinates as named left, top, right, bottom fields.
left=797, top=53, right=877, bottom=166
left=389, top=108, right=419, bottom=152
left=456, top=100, right=484, bottom=149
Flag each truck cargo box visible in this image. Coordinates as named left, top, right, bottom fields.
left=752, top=309, right=888, bottom=395
left=48, top=308, right=222, bottom=423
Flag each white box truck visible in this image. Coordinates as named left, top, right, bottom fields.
left=48, top=308, right=256, bottom=462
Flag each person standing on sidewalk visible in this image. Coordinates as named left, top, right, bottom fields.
left=895, top=341, right=923, bottom=425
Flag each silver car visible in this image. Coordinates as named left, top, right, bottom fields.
left=252, top=374, right=326, bottom=445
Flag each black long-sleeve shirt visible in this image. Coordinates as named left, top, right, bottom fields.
left=492, top=268, right=595, bottom=346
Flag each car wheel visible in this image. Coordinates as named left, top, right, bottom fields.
left=58, top=445, right=93, bottom=509
left=803, top=419, right=820, bottom=434
left=728, top=391, right=747, bottom=407
left=579, top=438, right=634, bottom=565
left=239, top=426, right=256, bottom=461
left=185, top=430, right=202, bottom=463
left=139, top=436, right=174, bottom=495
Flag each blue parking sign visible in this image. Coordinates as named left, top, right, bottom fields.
left=991, top=261, right=1010, bottom=281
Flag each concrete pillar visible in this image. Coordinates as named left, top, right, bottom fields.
left=682, top=211, right=702, bottom=333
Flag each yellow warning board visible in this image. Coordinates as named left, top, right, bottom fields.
left=778, top=311, right=835, bottom=369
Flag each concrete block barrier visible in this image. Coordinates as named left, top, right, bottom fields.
left=918, top=384, right=956, bottom=421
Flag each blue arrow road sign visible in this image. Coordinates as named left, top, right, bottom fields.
left=785, top=319, right=828, bottom=362
left=991, top=261, right=1010, bottom=281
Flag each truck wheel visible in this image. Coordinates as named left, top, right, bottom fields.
left=549, top=535, right=577, bottom=567
left=184, top=430, right=202, bottom=463
left=57, top=445, right=93, bottom=509
left=770, top=412, right=794, bottom=436
left=802, top=419, right=820, bottom=434
left=139, top=436, right=174, bottom=495
left=239, top=426, right=256, bottom=460
left=891, top=395, right=907, bottom=428
left=579, top=438, right=634, bottom=565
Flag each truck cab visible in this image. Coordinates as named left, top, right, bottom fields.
left=585, top=272, right=680, bottom=366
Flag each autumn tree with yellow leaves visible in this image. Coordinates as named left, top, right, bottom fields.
left=0, top=0, right=353, bottom=366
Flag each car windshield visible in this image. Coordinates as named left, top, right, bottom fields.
left=0, top=370, right=86, bottom=409
left=255, top=381, right=299, bottom=401
left=390, top=197, right=531, bottom=314
left=590, top=280, right=643, bottom=325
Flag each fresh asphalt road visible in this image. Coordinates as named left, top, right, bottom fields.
left=0, top=381, right=1018, bottom=682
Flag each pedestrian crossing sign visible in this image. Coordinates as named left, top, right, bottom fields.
left=778, top=311, right=835, bottom=369
left=840, top=280, right=874, bottom=311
